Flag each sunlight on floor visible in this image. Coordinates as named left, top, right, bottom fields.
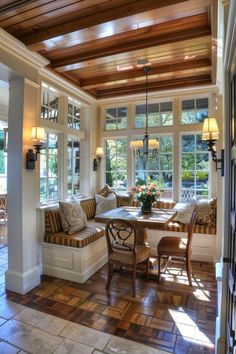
left=168, top=307, right=214, bottom=348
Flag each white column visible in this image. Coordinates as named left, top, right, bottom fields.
left=5, top=77, right=41, bottom=294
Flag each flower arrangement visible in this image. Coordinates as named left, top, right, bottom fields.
left=131, top=183, right=161, bottom=204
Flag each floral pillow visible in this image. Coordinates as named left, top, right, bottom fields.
left=196, top=198, right=217, bottom=227
left=173, top=201, right=196, bottom=224
left=59, top=201, right=88, bottom=235
left=95, top=193, right=117, bottom=215
left=97, top=184, right=113, bottom=197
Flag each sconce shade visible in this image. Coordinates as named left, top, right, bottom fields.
left=95, top=147, right=104, bottom=157
left=202, top=118, right=219, bottom=141
left=31, top=126, right=45, bottom=142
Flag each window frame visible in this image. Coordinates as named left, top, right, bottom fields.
left=67, top=137, right=80, bottom=197
left=105, top=106, right=128, bottom=131
left=179, top=131, right=210, bottom=199
left=41, top=83, right=60, bottom=123
left=181, top=97, right=209, bottom=125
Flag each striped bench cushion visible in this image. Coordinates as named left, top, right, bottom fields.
left=45, top=209, right=62, bottom=234
left=45, top=221, right=105, bottom=248
left=165, top=221, right=216, bottom=235
left=80, top=198, right=96, bottom=220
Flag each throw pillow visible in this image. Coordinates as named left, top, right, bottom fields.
left=196, top=198, right=217, bottom=227
left=95, top=193, right=117, bottom=215
left=97, top=184, right=113, bottom=197
left=59, top=201, right=88, bottom=235
left=173, top=201, right=196, bottom=224
left=116, top=193, right=134, bottom=207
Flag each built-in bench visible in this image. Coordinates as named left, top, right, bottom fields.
left=40, top=196, right=217, bottom=284
left=41, top=198, right=108, bottom=283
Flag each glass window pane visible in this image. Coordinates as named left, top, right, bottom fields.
left=181, top=171, right=194, bottom=188
left=182, top=135, right=195, bottom=152
left=48, top=178, right=58, bottom=199
left=182, top=153, right=195, bottom=170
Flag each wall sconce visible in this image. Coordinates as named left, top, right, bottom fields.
left=93, top=147, right=104, bottom=171
left=202, top=117, right=224, bottom=176
left=26, top=126, right=45, bottom=170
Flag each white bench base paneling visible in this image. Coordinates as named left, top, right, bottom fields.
left=146, top=230, right=216, bottom=262
left=41, top=236, right=108, bottom=283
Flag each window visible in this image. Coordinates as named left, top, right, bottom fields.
left=105, top=138, right=127, bottom=192
left=135, top=102, right=173, bottom=128
left=67, top=138, right=80, bottom=196
left=68, top=98, right=80, bottom=130
left=0, top=121, right=7, bottom=193
left=40, top=133, right=59, bottom=203
left=181, top=133, right=209, bottom=199
left=41, top=84, right=59, bottom=122
left=105, top=107, right=127, bottom=130
left=134, top=135, right=173, bottom=198
left=181, top=98, right=208, bottom=124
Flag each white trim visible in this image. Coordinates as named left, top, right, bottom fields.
left=0, top=28, right=49, bottom=69
left=97, top=85, right=218, bottom=105
left=40, top=68, right=96, bottom=105
left=224, top=0, right=236, bottom=72
left=5, top=266, right=41, bottom=295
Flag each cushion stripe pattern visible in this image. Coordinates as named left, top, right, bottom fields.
left=80, top=198, right=96, bottom=220
left=45, top=224, right=105, bottom=248
left=45, top=210, right=61, bottom=234
left=165, top=222, right=216, bottom=235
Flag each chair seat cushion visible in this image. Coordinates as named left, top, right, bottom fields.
left=158, top=236, right=187, bottom=256
left=44, top=222, right=105, bottom=248
left=110, top=245, right=151, bottom=265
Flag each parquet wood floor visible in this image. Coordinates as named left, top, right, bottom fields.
left=7, top=259, right=216, bottom=353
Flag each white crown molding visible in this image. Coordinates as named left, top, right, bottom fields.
left=97, top=84, right=218, bottom=105
left=0, top=28, right=49, bottom=70
left=40, top=68, right=96, bottom=105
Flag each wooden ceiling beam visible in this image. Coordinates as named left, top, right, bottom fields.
left=80, top=59, right=211, bottom=89
left=18, top=0, right=192, bottom=46
left=96, top=74, right=211, bottom=97
left=51, top=27, right=211, bottom=70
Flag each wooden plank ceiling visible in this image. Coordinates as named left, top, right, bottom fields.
left=0, top=0, right=216, bottom=99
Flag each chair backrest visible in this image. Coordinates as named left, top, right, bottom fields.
left=0, top=195, right=7, bottom=211
left=105, top=219, right=136, bottom=255
left=186, top=210, right=197, bottom=254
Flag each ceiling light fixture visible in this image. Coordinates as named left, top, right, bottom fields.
left=130, top=66, right=159, bottom=159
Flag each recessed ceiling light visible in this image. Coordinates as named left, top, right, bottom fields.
left=117, top=65, right=134, bottom=71
left=184, top=55, right=196, bottom=60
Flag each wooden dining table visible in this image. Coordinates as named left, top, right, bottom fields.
left=95, top=206, right=177, bottom=244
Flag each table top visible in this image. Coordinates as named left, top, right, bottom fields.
left=95, top=206, right=177, bottom=230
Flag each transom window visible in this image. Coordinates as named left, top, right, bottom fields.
left=135, top=102, right=173, bottom=128
left=40, top=133, right=59, bottom=203
left=181, top=133, right=209, bottom=199
left=41, top=84, right=59, bottom=122
left=105, top=138, right=127, bottom=192
left=68, top=98, right=80, bottom=130
left=134, top=135, right=173, bottom=198
left=67, top=138, right=80, bottom=196
left=105, top=107, right=127, bottom=130
left=181, top=98, right=208, bottom=124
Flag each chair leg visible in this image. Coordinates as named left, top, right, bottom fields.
left=146, top=259, right=150, bottom=281
left=186, top=257, right=192, bottom=287
left=157, top=254, right=161, bottom=282
left=106, top=262, right=114, bottom=289
left=132, top=265, right=136, bottom=297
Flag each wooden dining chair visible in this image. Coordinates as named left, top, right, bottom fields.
left=0, top=194, right=7, bottom=223
left=157, top=210, right=197, bottom=286
left=105, top=218, right=151, bottom=297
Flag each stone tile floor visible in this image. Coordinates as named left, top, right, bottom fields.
left=0, top=245, right=167, bottom=353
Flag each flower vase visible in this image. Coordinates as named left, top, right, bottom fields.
left=141, top=200, right=152, bottom=213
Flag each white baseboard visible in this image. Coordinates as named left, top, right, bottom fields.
left=5, top=265, right=41, bottom=294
